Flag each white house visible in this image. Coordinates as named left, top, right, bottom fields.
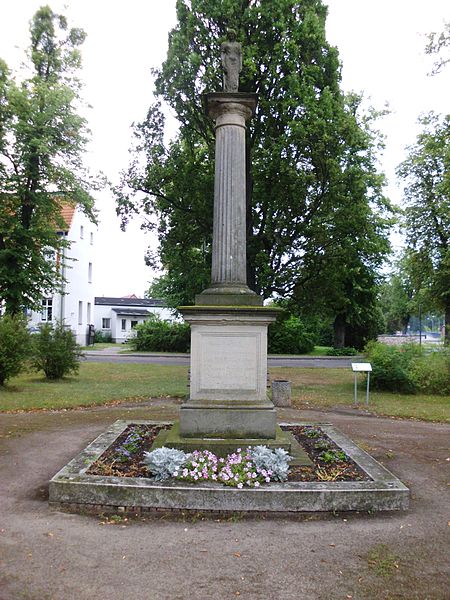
left=28, top=204, right=97, bottom=345
left=94, top=296, right=173, bottom=343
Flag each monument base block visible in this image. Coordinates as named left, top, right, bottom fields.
left=179, top=305, right=281, bottom=440
left=179, top=399, right=276, bottom=439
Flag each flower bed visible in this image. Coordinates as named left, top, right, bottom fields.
left=88, top=424, right=369, bottom=484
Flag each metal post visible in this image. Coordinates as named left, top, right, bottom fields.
left=419, top=304, right=422, bottom=346
left=354, top=373, right=358, bottom=405
left=366, top=372, right=370, bottom=406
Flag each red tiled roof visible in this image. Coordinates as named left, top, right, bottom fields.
left=59, top=203, right=76, bottom=231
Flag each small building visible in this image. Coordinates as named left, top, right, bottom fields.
left=28, top=204, right=97, bottom=345
left=94, top=296, right=173, bottom=343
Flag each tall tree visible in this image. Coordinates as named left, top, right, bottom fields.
left=0, top=6, right=98, bottom=315
left=117, top=0, right=392, bottom=319
left=425, top=21, right=450, bottom=75
left=397, top=113, right=450, bottom=344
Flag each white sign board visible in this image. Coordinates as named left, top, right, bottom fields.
left=352, top=363, right=372, bottom=372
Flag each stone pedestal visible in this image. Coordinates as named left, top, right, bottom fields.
left=179, top=306, right=279, bottom=439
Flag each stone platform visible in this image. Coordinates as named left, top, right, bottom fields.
left=49, top=420, right=410, bottom=514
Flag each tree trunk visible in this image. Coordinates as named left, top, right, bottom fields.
left=444, top=300, right=450, bottom=346
left=401, top=315, right=410, bottom=335
left=333, top=313, right=346, bottom=348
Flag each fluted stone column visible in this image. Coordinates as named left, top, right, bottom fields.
left=196, top=93, right=262, bottom=306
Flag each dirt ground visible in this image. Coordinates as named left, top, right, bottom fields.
left=0, top=399, right=448, bottom=600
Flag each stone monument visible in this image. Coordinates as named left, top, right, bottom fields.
left=159, top=32, right=310, bottom=461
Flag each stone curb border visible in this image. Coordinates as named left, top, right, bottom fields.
left=49, top=420, right=409, bottom=514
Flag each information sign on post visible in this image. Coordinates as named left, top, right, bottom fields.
left=351, top=363, right=372, bottom=406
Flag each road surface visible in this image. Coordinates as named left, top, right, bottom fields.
left=83, top=350, right=360, bottom=368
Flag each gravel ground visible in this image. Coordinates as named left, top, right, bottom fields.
left=0, top=399, right=448, bottom=600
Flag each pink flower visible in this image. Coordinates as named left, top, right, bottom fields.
left=237, top=483, right=243, bottom=489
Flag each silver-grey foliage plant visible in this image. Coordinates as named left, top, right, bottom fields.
left=249, top=446, right=292, bottom=482
left=143, top=447, right=189, bottom=481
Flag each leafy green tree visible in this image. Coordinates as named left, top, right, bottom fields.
left=397, top=113, right=450, bottom=344
left=0, top=314, right=31, bottom=385
left=425, top=22, right=449, bottom=75
left=117, top=0, right=392, bottom=319
left=378, top=251, right=424, bottom=335
left=0, top=6, right=99, bottom=315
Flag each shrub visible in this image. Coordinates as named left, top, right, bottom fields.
left=93, top=330, right=113, bottom=343
left=32, top=322, right=83, bottom=379
left=326, top=347, right=358, bottom=356
left=0, top=314, right=31, bottom=385
left=129, top=318, right=190, bottom=353
left=365, top=341, right=417, bottom=393
left=268, top=315, right=316, bottom=354
left=409, top=349, right=450, bottom=396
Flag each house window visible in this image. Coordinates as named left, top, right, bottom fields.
left=102, top=318, right=111, bottom=329
left=80, top=225, right=84, bottom=239
left=131, top=320, right=138, bottom=329
left=41, top=298, right=53, bottom=322
left=90, top=232, right=94, bottom=245
left=88, top=262, right=93, bottom=283
left=87, top=302, right=91, bottom=324
left=78, top=301, right=83, bottom=325
left=121, top=319, right=127, bottom=331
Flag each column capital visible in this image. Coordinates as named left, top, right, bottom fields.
left=205, top=92, right=258, bottom=123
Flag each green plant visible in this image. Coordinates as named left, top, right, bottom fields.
left=318, top=449, right=349, bottom=464
left=304, top=427, right=320, bottom=438
left=0, top=314, right=31, bottom=385
left=365, top=341, right=449, bottom=395
left=268, top=316, right=316, bottom=355
left=93, top=330, right=113, bottom=343
left=365, top=341, right=418, bottom=393
left=314, top=440, right=331, bottom=451
left=130, top=318, right=190, bottom=353
left=326, top=346, right=358, bottom=356
left=31, top=322, right=83, bottom=380
left=409, top=349, right=450, bottom=395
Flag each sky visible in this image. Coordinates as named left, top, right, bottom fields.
left=1, top=1, right=448, bottom=297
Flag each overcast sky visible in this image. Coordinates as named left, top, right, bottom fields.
left=1, top=1, right=448, bottom=297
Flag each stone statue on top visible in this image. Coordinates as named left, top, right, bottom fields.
left=221, top=29, right=242, bottom=92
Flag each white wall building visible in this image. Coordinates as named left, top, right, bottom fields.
left=94, top=296, right=174, bottom=343
left=28, top=204, right=97, bottom=345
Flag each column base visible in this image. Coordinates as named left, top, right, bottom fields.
left=195, top=284, right=263, bottom=306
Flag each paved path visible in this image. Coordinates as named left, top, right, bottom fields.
left=84, top=349, right=360, bottom=368
left=0, top=401, right=448, bottom=600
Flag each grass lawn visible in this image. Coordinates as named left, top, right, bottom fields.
left=0, top=363, right=188, bottom=412
left=0, top=363, right=447, bottom=422
left=80, top=343, right=118, bottom=351
left=280, top=367, right=449, bottom=423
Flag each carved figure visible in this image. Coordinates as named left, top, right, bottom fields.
left=221, top=29, right=242, bottom=92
